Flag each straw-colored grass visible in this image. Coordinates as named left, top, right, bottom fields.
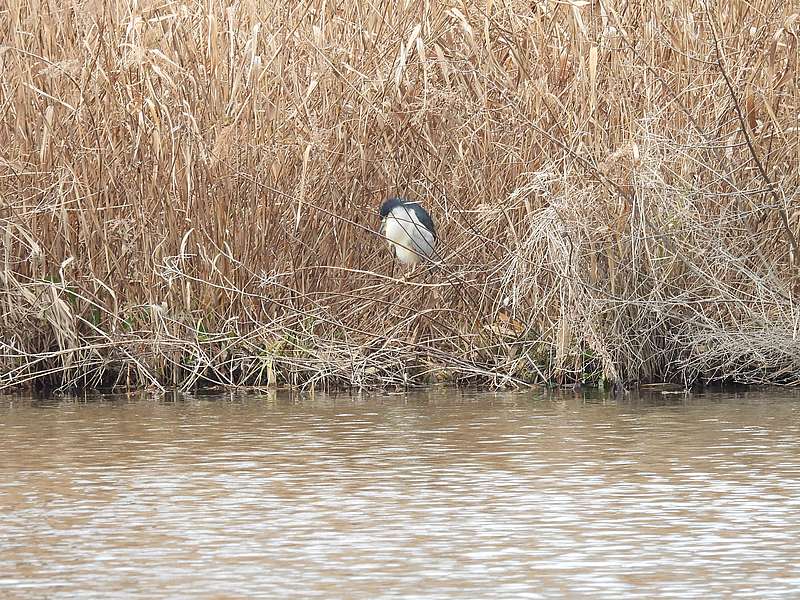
left=1, top=1, right=798, bottom=391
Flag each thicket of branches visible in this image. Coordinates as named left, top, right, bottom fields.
left=1, top=1, right=798, bottom=391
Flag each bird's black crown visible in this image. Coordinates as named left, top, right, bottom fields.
left=378, top=196, right=436, bottom=239
left=378, top=196, right=407, bottom=219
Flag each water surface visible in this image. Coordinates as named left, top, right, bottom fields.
left=1, top=389, right=799, bottom=598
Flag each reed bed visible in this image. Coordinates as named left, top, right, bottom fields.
left=1, top=0, right=798, bottom=392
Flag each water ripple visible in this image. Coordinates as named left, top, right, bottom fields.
left=1, top=390, right=799, bottom=598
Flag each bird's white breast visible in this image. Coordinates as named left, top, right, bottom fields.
left=383, top=205, right=436, bottom=265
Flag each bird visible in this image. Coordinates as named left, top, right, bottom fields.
left=378, top=196, right=437, bottom=276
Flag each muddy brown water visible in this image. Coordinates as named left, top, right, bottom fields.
left=1, top=389, right=799, bottom=598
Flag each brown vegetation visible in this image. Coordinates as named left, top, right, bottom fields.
left=1, top=0, right=799, bottom=391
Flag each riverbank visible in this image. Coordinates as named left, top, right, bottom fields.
left=2, top=1, right=798, bottom=392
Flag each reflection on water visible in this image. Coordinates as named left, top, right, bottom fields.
left=1, top=389, right=799, bottom=598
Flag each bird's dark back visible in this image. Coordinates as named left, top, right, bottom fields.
left=405, top=203, right=436, bottom=239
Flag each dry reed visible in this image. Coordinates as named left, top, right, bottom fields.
left=1, top=0, right=799, bottom=392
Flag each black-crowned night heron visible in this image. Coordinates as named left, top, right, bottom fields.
left=378, top=197, right=437, bottom=274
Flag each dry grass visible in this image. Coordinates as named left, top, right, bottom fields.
left=1, top=0, right=798, bottom=392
